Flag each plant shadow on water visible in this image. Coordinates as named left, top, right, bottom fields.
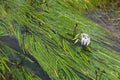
left=58, top=33, right=81, bottom=47
left=0, top=36, right=51, bottom=80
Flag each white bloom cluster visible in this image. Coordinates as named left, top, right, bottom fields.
left=81, top=33, right=90, bottom=46
left=73, top=33, right=91, bottom=46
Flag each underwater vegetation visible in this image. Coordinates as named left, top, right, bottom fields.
left=0, top=0, right=120, bottom=80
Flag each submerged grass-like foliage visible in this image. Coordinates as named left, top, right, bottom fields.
left=0, top=0, right=120, bottom=80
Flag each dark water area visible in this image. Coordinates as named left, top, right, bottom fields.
left=86, top=9, right=120, bottom=37
left=0, top=36, right=51, bottom=80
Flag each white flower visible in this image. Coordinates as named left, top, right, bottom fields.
left=73, top=33, right=91, bottom=46
left=81, top=33, right=90, bottom=46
